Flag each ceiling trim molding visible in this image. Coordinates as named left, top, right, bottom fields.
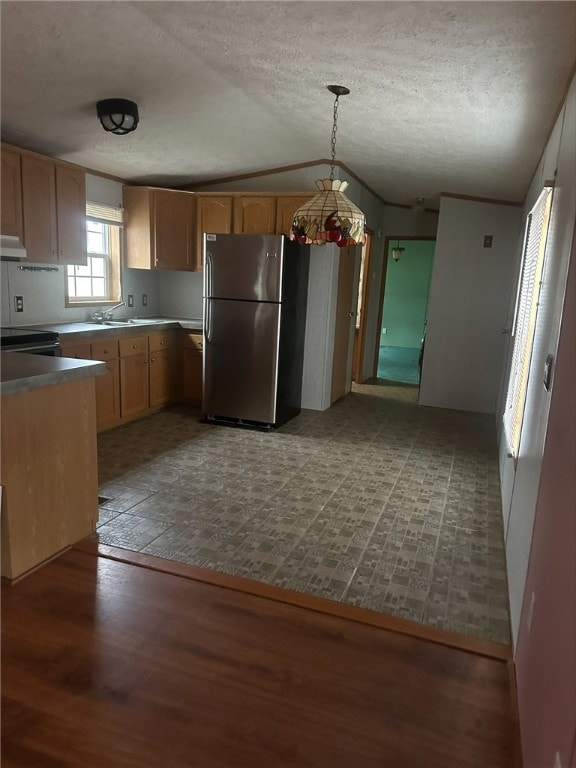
left=183, top=158, right=397, bottom=208
left=440, top=191, right=523, bottom=208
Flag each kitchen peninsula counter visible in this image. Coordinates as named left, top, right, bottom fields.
left=0, top=350, right=106, bottom=395
left=1, top=351, right=105, bottom=582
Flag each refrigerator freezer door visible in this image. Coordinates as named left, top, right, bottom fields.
left=204, top=233, right=284, bottom=302
left=203, top=298, right=281, bottom=424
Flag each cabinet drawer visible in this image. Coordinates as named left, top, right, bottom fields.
left=60, top=341, right=91, bottom=359
left=119, top=335, right=148, bottom=357
left=91, top=338, right=119, bottom=361
left=182, top=332, right=203, bottom=351
left=149, top=329, right=175, bottom=352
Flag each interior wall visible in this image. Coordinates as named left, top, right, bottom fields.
left=502, top=74, right=576, bottom=647
left=380, top=240, right=435, bottom=348
left=514, top=226, right=575, bottom=768
left=419, top=197, right=521, bottom=414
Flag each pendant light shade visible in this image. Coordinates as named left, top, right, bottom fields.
left=391, top=240, right=405, bottom=262
left=97, top=99, right=139, bottom=135
left=290, top=86, right=366, bottom=249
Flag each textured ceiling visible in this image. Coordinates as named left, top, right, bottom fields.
left=1, top=1, right=575, bottom=207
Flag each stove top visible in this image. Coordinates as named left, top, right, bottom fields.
left=1, top=327, right=60, bottom=347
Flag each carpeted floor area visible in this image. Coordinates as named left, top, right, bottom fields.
left=377, top=345, right=421, bottom=384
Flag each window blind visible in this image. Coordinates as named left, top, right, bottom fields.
left=86, top=201, right=124, bottom=226
left=503, top=186, right=553, bottom=457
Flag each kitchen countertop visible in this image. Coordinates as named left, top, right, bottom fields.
left=1, top=351, right=106, bottom=395
left=23, top=317, right=203, bottom=340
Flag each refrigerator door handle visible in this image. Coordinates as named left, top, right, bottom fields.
left=205, top=251, right=213, bottom=342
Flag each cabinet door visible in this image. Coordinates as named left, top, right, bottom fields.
left=120, top=353, right=149, bottom=418
left=182, top=349, right=202, bottom=405
left=233, top=196, right=276, bottom=234
left=60, top=341, right=91, bottom=359
left=153, top=190, right=194, bottom=270
left=1, top=148, right=23, bottom=238
left=196, top=196, right=233, bottom=270
left=21, top=154, right=58, bottom=263
left=276, top=196, right=311, bottom=236
left=95, top=359, right=121, bottom=431
left=56, top=165, right=87, bottom=265
left=149, top=347, right=176, bottom=408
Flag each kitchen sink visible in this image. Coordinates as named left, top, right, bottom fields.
left=93, top=318, right=168, bottom=327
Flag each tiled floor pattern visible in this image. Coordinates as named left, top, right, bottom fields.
left=96, top=382, right=511, bottom=644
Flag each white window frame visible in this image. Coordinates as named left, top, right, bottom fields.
left=503, top=186, right=553, bottom=458
left=65, top=201, right=124, bottom=307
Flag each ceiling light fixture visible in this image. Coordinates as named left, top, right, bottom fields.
left=413, top=196, right=426, bottom=212
left=391, top=240, right=405, bottom=262
left=290, top=85, right=366, bottom=248
left=97, top=99, right=139, bottom=135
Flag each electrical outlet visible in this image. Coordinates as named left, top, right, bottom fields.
left=127, top=294, right=134, bottom=308
left=14, top=295, right=24, bottom=312
left=483, top=235, right=493, bottom=248
left=142, top=294, right=147, bottom=307
left=382, top=327, right=387, bottom=334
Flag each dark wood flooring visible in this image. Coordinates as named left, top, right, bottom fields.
left=1, top=545, right=520, bottom=768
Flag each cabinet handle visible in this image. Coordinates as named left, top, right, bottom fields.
left=132, top=344, right=137, bottom=349
left=103, top=348, right=108, bottom=354
left=161, top=340, right=166, bottom=345
left=151, top=357, right=155, bottom=362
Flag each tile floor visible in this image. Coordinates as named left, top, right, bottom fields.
left=96, top=381, right=511, bottom=645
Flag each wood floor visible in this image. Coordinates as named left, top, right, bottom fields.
left=1, top=544, right=520, bottom=768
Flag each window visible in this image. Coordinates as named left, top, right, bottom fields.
left=503, top=186, right=553, bottom=457
left=66, top=201, right=123, bottom=306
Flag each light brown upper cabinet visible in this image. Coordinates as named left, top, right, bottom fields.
left=21, top=155, right=86, bottom=265
left=233, top=196, right=276, bottom=234
left=195, top=195, right=233, bottom=270
left=55, top=164, right=87, bottom=265
left=1, top=148, right=23, bottom=238
left=124, top=186, right=196, bottom=271
left=275, top=195, right=312, bottom=237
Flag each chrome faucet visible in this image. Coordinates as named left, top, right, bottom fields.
left=103, top=301, right=126, bottom=320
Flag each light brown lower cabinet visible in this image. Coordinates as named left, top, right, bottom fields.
left=1, top=377, right=98, bottom=580
left=119, top=335, right=149, bottom=419
left=61, top=329, right=183, bottom=430
left=149, top=330, right=176, bottom=408
left=91, top=338, right=120, bottom=431
left=180, top=331, right=203, bottom=405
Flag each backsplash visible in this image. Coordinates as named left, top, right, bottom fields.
left=1, top=261, right=158, bottom=327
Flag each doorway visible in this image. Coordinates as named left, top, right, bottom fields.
left=373, top=237, right=435, bottom=385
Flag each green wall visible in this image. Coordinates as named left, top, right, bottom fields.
left=381, top=240, right=435, bottom=348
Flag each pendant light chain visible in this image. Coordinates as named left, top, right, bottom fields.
left=330, top=94, right=340, bottom=181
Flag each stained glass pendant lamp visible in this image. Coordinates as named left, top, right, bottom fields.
left=290, top=85, right=366, bottom=248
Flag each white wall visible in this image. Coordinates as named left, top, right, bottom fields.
left=419, top=197, right=522, bottom=413
left=157, top=270, right=203, bottom=319
left=502, top=74, right=576, bottom=647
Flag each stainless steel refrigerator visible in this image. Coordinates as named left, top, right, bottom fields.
left=202, top=233, right=310, bottom=429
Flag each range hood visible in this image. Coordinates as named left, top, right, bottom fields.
left=0, top=235, right=27, bottom=260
